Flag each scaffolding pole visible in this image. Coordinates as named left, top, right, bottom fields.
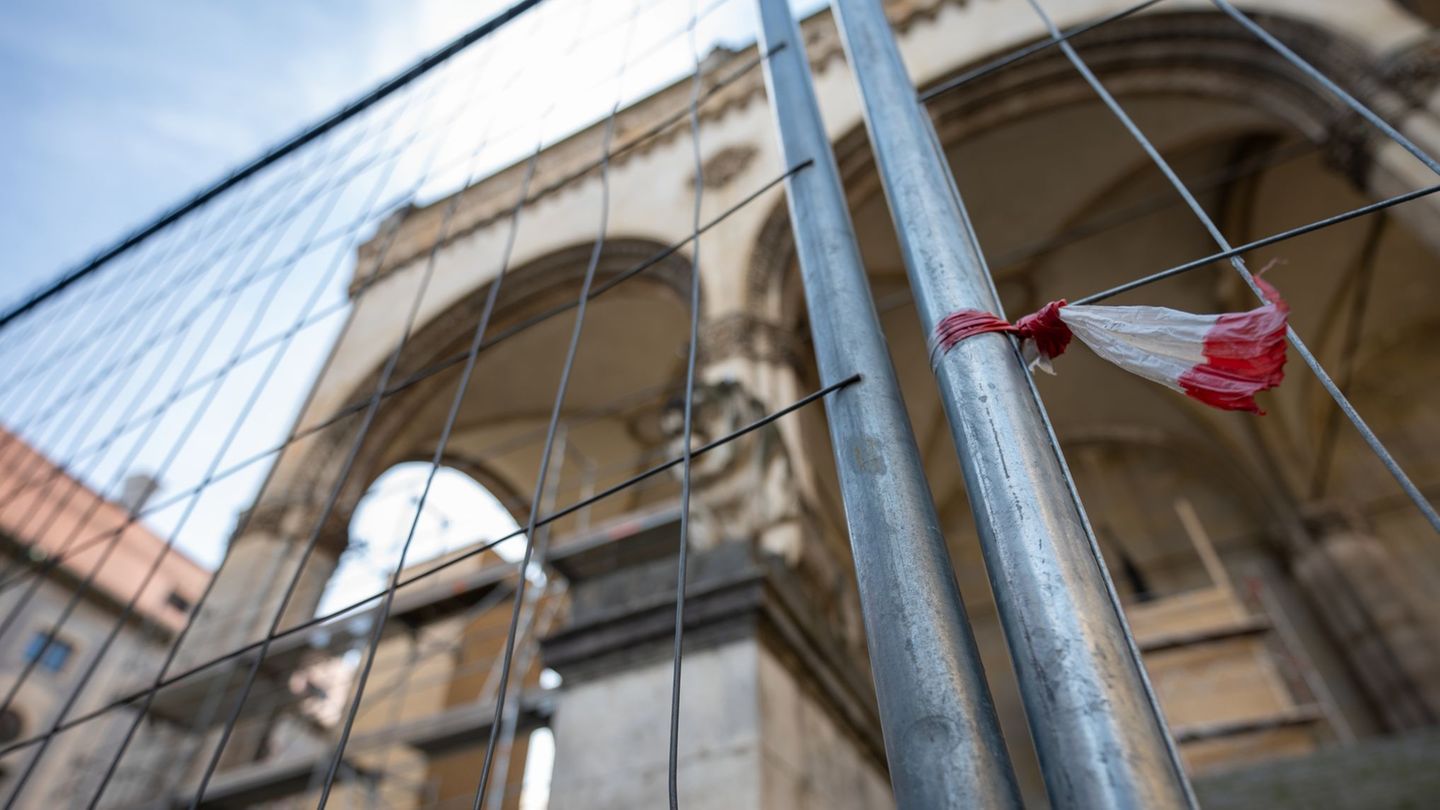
left=827, top=0, right=1195, bottom=807
left=753, top=0, right=1021, bottom=806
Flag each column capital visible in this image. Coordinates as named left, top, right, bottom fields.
left=697, top=311, right=808, bottom=373
left=233, top=495, right=351, bottom=555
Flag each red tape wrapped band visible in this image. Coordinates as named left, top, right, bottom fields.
left=930, top=300, right=1071, bottom=367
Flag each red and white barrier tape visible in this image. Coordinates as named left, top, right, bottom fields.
left=929, top=277, right=1289, bottom=414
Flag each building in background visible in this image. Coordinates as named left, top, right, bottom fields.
left=0, top=430, right=207, bottom=805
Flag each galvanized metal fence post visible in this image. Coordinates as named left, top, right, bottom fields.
left=753, top=0, right=1022, bottom=806
left=827, top=0, right=1196, bottom=807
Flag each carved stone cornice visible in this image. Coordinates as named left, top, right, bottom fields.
left=749, top=10, right=1407, bottom=310
left=353, top=1, right=954, bottom=291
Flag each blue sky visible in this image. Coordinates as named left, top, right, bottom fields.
left=0, top=0, right=515, bottom=308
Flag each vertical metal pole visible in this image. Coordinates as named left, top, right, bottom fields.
left=827, top=1, right=1194, bottom=807
left=754, top=1, right=1021, bottom=807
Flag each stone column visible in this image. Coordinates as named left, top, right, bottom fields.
left=540, top=538, right=892, bottom=810
left=178, top=495, right=349, bottom=669
left=685, top=316, right=855, bottom=642
left=120, top=489, right=354, bottom=790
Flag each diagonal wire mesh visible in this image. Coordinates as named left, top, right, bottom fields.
left=909, top=0, right=1440, bottom=534
left=0, top=1, right=841, bottom=807
left=0, top=0, right=1438, bottom=807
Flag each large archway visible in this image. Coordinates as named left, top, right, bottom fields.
left=747, top=8, right=1440, bottom=797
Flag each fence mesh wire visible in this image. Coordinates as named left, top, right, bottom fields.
left=1, top=0, right=1437, bottom=807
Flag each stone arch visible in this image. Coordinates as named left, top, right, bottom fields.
left=317, top=460, right=524, bottom=614
left=742, top=8, right=1437, bottom=501
left=202, top=235, right=702, bottom=651
left=281, top=237, right=696, bottom=548
left=740, top=6, right=1440, bottom=761
left=746, top=9, right=1412, bottom=318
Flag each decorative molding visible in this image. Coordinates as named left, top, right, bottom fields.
left=234, top=496, right=351, bottom=555
left=698, top=312, right=807, bottom=370
left=687, top=144, right=759, bottom=190
left=353, top=1, right=957, bottom=289
left=1381, top=31, right=1440, bottom=104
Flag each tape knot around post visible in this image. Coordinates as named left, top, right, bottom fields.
left=927, top=279, right=1291, bottom=415
left=928, top=300, right=1071, bottom=370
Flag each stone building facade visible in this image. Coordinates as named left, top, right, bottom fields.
left=0, top=431, right=208, bottom=807
left=107, top=0, right=1440, bottom=807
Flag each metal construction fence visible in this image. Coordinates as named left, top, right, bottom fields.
left=0, top=0, right=1437, bottom=808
